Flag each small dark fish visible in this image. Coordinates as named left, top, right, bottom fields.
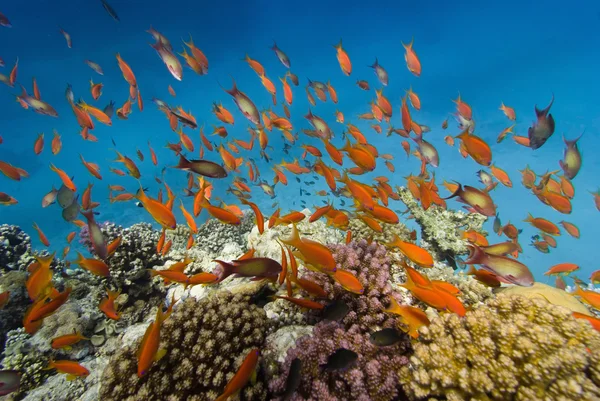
left=493, top=213, right=502, bottom=234
left=295, top=177, right=301, bottom=183
left=304, top=181, right=310, bottom=185
left=309, top=181, right=315, bottom=185
left=271, top=202, right=279, bottom=208
left=282, top=358, right=302, bottom=401
left=312, top=175, right=318, bottom=179
left=283, top=149, right=289, bottom=155
left=135, top=201, right=144, bottom=208
left=249, top=284, right=277, bottom=308
left=0, top=370, right=20, bottom=396
left=111, top=137, right=117, bottom=147
left=174, top=155, right=227, bottom=178
left=340, top=200, right=346, bottom=206
left=321, top=300, right=349, bottom=321
left=62, top=196, right=80, bottom=222
left=528, top=95, right=555, bottom=150
left=320, top=348, right=358, bottom=371
left=101, top=0, right=120, bottom=22
left=104, top=101, right=115, bottom=118
left=57, top=184, right=75, bottom=208
left=369, top=328, right=404, bottom=346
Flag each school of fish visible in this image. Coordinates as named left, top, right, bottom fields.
left=0, top=2, right=599, bottom=399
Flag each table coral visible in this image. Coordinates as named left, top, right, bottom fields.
left=99, top=289, right=270, bottom=400
left=269, top=321, right=410, bottom=401
left=399, top=294, right=600, bottom=400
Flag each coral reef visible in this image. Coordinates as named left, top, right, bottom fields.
left=347, top=218, right=413, bottom=244
left=269, top=321, right=410, bottom=401
left=304, top=240, right=409, bottom=332
left=496, top=282, right=591, bottom=315
left=0, top=224, right=35, bottom=272
left=194, top=211, right=254, bottom=258
left=0, top=270, right=28, bottom=352
left=99, top=288, right=270, bottom=400
left=396, top=186, right=486, bottom=262
left=399, top=294, right=600, bottom=400
left=1, top=328, right=51, bottom=393
left=247, top=212, right=344, bottom=261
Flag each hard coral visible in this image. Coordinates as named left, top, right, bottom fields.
left=304, top=240, right=409, bottom=332
left=269, top=321, right=410, bottom=401
left=99, top=289, right=270, bottom=401
left=0, top=224, right=35, bottom=272
left=397, top=186, right=486, bottom=262
left=399, top=294, right=600, bottom=401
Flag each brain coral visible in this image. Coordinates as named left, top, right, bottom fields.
left=399, top=294, right=600, bottom=401
left=99, top=289, right=270, bottom=401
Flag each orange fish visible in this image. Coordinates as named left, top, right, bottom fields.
left=32, top=222, right=50, bottom=247
left=402, top=37, right=421, bottom=76
left=50, top=163, right=76, bottom=191
left=456, top=130, right=492, bottom=166
left=334, top=39, right=352, bottom=76
left=33, top=133, right=44, bottom=155
left=99, top=289, right=121, bottom=320
left=544, top=263, right=578, bottom=276
left=280, top=224, right=336, bottom=272
left=215, top=349, right=260, bottom=401
left=499, top=102, right=516, bottom=120
left=385, top=234, right=433, bottom=268
left=51, top=330, right=89, bottom=350
left=116, top=53, right=137, bottom=87
left=73, top=251, right=110, bottom=276
left=51, top=130, right=62, bottom=155
left=137, top=304, right=169, bottom=377
left=572, top=312, right=600, bottom=332
left=45, top=359, right=89, bottom=380
left=523, top=213, right=560, bottom=235
left=384, top=296, right=430, bottom=338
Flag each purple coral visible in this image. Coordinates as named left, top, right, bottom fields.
left=269, top=321, right=410, bottom=401
left=304, top=240, right=407, bottom=332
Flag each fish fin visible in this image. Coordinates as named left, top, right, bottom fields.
left=154, top=348, right=167, bottom=362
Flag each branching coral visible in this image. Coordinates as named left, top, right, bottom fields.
left=99, top=289, right=270, bottom=400
left=267, top=241, right=413, bottom=400
left=303, top=240, right=409, bottom=332
left=269, top=321, right=410, bottom=401
left=399, top=294, right=600, bottom=400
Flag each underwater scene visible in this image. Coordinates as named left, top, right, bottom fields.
left=0, top=0, right=599, bottom=399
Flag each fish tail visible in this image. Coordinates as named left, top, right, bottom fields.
left=443, top=182, right=462, bottom=200
left=280, top=223, right=301, bottom=248
left=213, top=259, right=235, bottom=282
left=80, top=208, right=94, bottom=222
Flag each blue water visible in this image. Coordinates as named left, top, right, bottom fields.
left=0, top=0, right=598, bottom=282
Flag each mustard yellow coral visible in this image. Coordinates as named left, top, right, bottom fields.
left=399, top=294, right=600, bottom=401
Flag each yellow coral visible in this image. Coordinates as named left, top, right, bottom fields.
left=399, top=294, right=600, bottom=400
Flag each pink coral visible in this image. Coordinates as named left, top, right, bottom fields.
left=269, top=321, right=410, bottom=401
left=304, top=240, right=408, bottom=332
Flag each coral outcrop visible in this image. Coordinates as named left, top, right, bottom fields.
left=0, top=224, right=35, bottom=272
left=396, top=186, right=486, bottom=262
left=304, top=240, right=409, bottom=332
left=269, top=321, right=410, bottom=401
left=399, top=294, right=600, bottom=400
left=99, top=288, right=270, bottom=400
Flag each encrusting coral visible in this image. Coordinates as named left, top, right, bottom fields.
left=269, top=321, right=410, bottom=401
left=0, top=224, right=35, bottom=272
left=399, top=294, right=600, bottom=401
left=99, top=288, right=270, bottom=400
